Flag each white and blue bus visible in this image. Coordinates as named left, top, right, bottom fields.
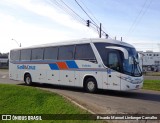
left=9, top=38, right=143, bottom=92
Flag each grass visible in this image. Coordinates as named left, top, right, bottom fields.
left=143, top=80, right=160, bottom=91
left=0, top=84, right=102, bottom=123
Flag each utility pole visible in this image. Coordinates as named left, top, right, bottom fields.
left=86, top=20, right=108, bottom=38
left=99, top=23, right=102, bottom=38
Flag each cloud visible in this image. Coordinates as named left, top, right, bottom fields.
left=0, top=12, right=93, bottom=52
left=2, top=0, right=158, bottom=53
left=0, top=0, right=98, bottom=53
left=3, top=0, right=89, bottom=31
left=124, top=37, right=160, bottom=52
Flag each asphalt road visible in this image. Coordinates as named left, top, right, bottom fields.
left=0, top=70, right=160, bottom=115
left=144, top=76, right=160, bottom=80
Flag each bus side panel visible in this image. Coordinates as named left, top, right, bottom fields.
left=75, top=71, right=80, bottom=86
left=107, top=71, right=121, bottom=90
left=17, top=68, right=24, bottom=81
left=75, top=60, right=103, bottom=89
left=46, top=70, right=59, bottom=84
left=78, top=71, right=103, bottom=89
left=59, top=70, right=75, bottom=86
left=30, top=64, right=48, bottom=83
left=9, top=62, right=22, bottom=81
left=33, top=70, right=46, bottom=83
left=102, top=71, right=108, bottom=89
left=13, top=63, right=47, bottom=83
left=9, top=62, right=17, bottom=80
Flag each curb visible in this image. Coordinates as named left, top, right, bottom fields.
left=58, top=93, right=96, bottom=114
left=38, top=87, right=96, bottom=114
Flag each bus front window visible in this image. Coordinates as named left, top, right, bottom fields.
left=94, top=43, right=142, bottom=77
left=123, top=49, right=142, bottom=77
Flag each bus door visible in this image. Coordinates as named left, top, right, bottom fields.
left=107, top=50, right=121, bottom=90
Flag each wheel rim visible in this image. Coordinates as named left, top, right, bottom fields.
left=87, top=81, right=95, bottom=91
left=26, top=77, right=31, bottom=84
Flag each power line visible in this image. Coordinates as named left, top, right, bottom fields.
left=127, top=0, right=148, bottom=34
left=127, top=0, right=153, bottom=35
left=78, top=0, right=100, bottom=24
left=59, top=0, right=86, bottom=22
left=75, top=0, right=110, bottom=38
left=48, top=0, right=109, bottom=38
left=48, top=0, right=86, bottom=24
left=79, top=0, right=109, bottom=34
left=78, top=0, right=110, bottom=38
left=74, top=0, right=99, bottom=27
left=131, top=0, right=153, bottom=32
left=48, top=0, right=101, bottom=35
left=60, top=0, right=100, bottom=31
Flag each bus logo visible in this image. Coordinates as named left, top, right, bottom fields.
left=17, top=65, right=36, bottom=70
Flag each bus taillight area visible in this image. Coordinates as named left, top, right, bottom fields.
left=120, top=75, right=143, bottom=90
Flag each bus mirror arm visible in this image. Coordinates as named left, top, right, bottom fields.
left=105, top=46, right=129, bottom=59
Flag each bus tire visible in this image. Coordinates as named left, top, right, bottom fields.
left=85, top=78, right=97, bottom=93
left=24, top=74, right=32, bottom=85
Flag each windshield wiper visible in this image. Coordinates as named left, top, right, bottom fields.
left=131, top=56, right=138, bottom=76
left=132, top=56, right=142, bottom=76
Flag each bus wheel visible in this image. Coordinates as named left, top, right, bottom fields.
left=85, top=78, right=97, bottom=93
left=24, top=74, right=32, bottom=85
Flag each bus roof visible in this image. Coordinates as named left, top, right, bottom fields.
left=11, top=38, right=134, bottom=51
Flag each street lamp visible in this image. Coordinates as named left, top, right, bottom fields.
left=11, top=39, right=21, bottom=47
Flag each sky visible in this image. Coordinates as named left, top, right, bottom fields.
left=0, top=0, right=160, bottom=53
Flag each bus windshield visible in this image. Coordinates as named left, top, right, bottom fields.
left=123, top=48, right=142, bottom=77
left=94, top=43, right=142, bottom=77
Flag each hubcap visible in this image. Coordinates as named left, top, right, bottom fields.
left=87, top=81, right=95, bottom=91
left=26, top=77, right=30, bottom=84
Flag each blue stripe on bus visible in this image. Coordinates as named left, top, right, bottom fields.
left=49, top=64, right=59, bottom=70
left=48, top=61, right=78, bottom=70
left=66, top=61, right=78, bottom=69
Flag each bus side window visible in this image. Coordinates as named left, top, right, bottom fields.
left=75, top=44, right=96, bottom=63
left=20, top=49, right=31, bottom=61
left=31, top=48, right=44, bottom=60
left=10, top=50, right=20, bottom=61
left=108, top=52, right=121, bottom=72
left=44, top=47, right=58, bottom=60
left=58, top=45, right=74, bottom=60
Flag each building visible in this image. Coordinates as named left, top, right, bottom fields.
left=0, top=55, right=8, bottom=68
left=139, top=51, right=160, bottom=72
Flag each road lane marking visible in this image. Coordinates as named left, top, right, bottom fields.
left=2, top=75, right=6, bottom=79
